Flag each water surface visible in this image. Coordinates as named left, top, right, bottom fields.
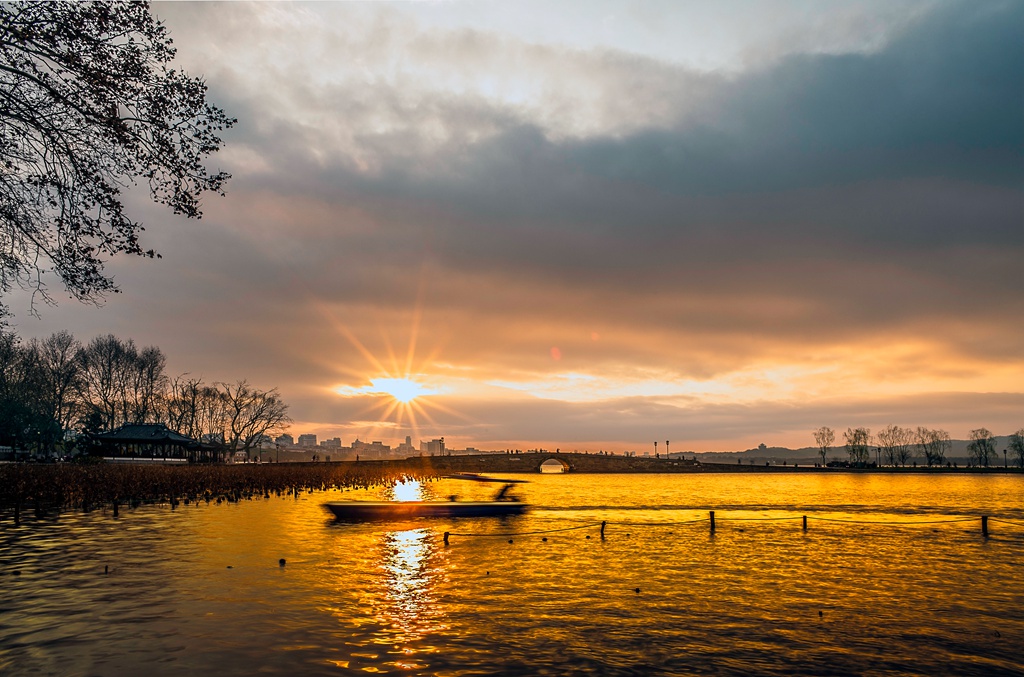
left=1, top=473, right=1022, bottom=675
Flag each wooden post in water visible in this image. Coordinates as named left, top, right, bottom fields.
left=982, top=516, right=989, bottom=537
left=443, top=531, right=450, bottom=546
left=709, top=511, right=716, bottom=534
left=803, top=515, right=808, bottom=531
left=600, top=521, right=607, bottom=540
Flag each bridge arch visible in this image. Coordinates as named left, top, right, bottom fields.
left=539, top=457, right=572, bottom=473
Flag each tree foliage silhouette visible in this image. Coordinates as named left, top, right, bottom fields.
left=0, top=1, right=234, bottom=312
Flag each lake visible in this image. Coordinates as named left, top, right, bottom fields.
left=1, top=472, right=1022, bottom=676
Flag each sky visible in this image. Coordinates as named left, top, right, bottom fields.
left=8, top=0, right=1024, bottom=452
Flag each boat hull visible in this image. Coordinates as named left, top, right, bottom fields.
left=324, top=500, right=528, bottom=520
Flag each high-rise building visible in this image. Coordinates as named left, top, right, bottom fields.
left=297, top=433, right=317, bottom=448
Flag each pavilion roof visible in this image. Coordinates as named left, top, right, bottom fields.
left=93, top=424, right=197, bottom=446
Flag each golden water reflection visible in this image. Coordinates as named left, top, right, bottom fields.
left=389, top=480, right=422, bottom=502
left=371, top=527, right=449, bottom=666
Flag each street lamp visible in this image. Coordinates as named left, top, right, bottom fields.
left=654, top=441, right=658, bottom=458
left=666, top=440, right=670, bottom=459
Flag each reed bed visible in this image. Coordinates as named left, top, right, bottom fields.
left=0, top=459, right=443, bottom=523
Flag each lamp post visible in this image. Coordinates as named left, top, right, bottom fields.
left=654, top=441, right=658, bottom=458
left=666, top=440, right=670, bottom=459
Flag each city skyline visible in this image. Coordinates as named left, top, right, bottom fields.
left=6, top=0, right=1022, bottom=452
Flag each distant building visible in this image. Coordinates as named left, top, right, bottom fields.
left=275, top=433, right=294, bottom=447
left=255, top=434, right=276, bottom=449
left=298, top=434, right=317, bottom=448
left=320, top=437, right=342, bottom=449
left=394, top=435, right=416, bottom=455
left=352, top=438, right=391, bottom=459
left=420, top=438, right=446, bottom=456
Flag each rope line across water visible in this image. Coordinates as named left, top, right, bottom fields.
left=444, top=514, right=1008, bottom=539
left=717, top=516, right=801, bottom=522
left=604, top=517, right=709, bottom=526
left=805, top=516, right=977, bottom=525
left=447, top=522, right=601, bottom=537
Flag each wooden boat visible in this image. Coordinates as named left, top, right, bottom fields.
left=324, top=474, right=529, bottom=521
left=324, top=499, right=528, bottom=520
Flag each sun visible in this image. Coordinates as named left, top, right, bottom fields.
left=372, top=377, right=432, bottom=404
left=318, top=280, right=466, bottom=444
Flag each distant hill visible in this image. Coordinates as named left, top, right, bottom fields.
left=681, top=437, right=1019, bottom=466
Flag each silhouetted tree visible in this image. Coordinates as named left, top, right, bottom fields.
left=843, top=427, right=871, bottom=464
left=0, top=329, right=59, bottom=454
left=915, top=427, right=950, bottom=467
left=0, top=2, right=233, bottom=313
left=77, top=334, right=166, bottom=428
left=813, top=426, right=834, bottom=465
left=220, top=380, right=291, bottom=458
left=164, top=375, right=229, bottom=446
left=894, top=426, right=914, bottom=466
left=877, top=425, right=914, bottom=466
left=967, top=428, right=997, bottom=467
left=30, top=330, right=83, bottom=432
left=1009, top=429, right=1024, bottom=469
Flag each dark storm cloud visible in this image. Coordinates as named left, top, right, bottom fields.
left=412, top=0, right=1023, bottom=245
left=570, top=3, right=1023, bottom=194
left=214, top=0, right=1021, bottom=281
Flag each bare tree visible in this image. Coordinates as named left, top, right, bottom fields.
left=844, top=427, right=872, bottom=465
left=196, top=385, right=229, bottom=446
left=1009, top=429, right=1024, bottom=469
left=878, top=425, right=915, bottom=466
left=220, top=380, right=290, bottom=458
left=967, top=428, right=997, bottom=467
left=877, top=424, right=900, bottom=466
left=915, top=427, right=950, bottom=467
left=78, top=334, right=166, bottom=428
left=894, top=426, right=915, bottom=466
left=165, top=375, right=202, bottom=438
left=165, top=375, right=229, bottom=446
left=28, top=330, right=82, bottom=432
left=77, top=334, right=126, bottom=429
left=813, top=426, right=835, bottom=465
left=126, top=345, right=167, bottom=424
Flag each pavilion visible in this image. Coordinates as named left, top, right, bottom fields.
left=92, top=424, right=212, bottom=462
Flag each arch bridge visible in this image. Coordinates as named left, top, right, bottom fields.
left=406, top=451, right=700, bottom=474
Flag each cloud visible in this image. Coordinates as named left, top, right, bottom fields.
left=12, top=2, right=1022, bottom=450
left=291, top=387, right=1024, bottom=452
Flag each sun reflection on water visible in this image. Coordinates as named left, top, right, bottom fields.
left=390, top=479, right=422, bottom=502
left=372, top=527, right=448, bottom=662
